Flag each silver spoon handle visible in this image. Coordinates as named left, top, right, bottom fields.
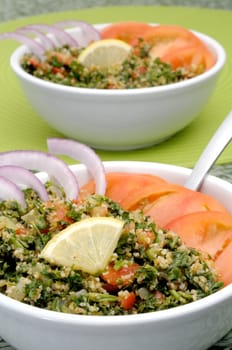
left=184, top=110, right=232, bottom=191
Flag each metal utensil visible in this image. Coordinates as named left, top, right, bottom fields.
left=184, top=110, right=232, bottom=190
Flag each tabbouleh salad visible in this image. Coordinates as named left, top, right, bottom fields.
left=21, top=41, right=201, bottom=89
left=0, top=183, right=222, bottom=316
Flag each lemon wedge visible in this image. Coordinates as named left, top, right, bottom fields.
left=40, top=217, right=124, bottom=274
left=77, top=39, right=132, bottom=68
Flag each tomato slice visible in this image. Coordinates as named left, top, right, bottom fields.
left=80, top=172, right=166, bottom=204
left=161, top=44, right=215, bottom=71
left=144, top=190, right=229, bottom=228
left=214, top=240, right=232, bottom=286
left=138, top=25, right=215, bottom=71
left=165, top=211, right=232, bottom=258
left=101, top=22, right=152, bottom=44
left=121, top=182, right=187, bottom=211
left=138, top=25, right=203, bottom=47
left=106, top=173, right=166, bottom=202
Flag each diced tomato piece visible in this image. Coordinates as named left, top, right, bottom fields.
left=54, top=203, right=73, bottom=224
left=165, top=211, right=232, bottom=258
left=136, top=230, right=155, bottom=247
left=27, top=57, right=40, bottom=68
left=144, top=189, right=229, bottom=228
left=119, top=291, right=136, bottom=310
left=153, top=290, right=165, bottom=303
left=101, top=263, right=140, bottom=287
left=45, top=201, right=73, bottom=226
left=16, top=227, right=29, bottom=235
left=101, top=22, right=153, bottom=44
left=51, top=67, right=64, bottom=74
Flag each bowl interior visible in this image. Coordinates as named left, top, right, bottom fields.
left=10, top=24, right=226, bottom=96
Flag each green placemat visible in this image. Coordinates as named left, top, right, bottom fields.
left=0, top=5, right=232, bottom=168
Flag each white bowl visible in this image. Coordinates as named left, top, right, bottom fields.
left=10, top=25, right=226, bottom=150
left=0, top=161, right=232, bottom=350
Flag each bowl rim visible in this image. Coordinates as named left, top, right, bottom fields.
left=0, top=160, right=232, bottom=326
left=10, top=24, right=227, bottom=97
left=1, top=284, right=232, bottom=326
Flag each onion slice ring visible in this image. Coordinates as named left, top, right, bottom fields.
left=0, top=32, right=45, bottom=59
left=47, top=138, right=106, bottom=195
left=0, top=165, right=49, bottom=202
left=0, top=150, right=79, bottom=200
left=0, top=176, right=26, bottom=208
left=23, top=24, right=78, bottom=47
left=17, top=27, right=55, bottom=50
left=55, top=20, right=101, bottom=47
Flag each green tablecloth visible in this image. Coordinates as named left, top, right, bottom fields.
left=0, top=5, right=232, bottom=168
left=0, top=5, right=232, bottom=350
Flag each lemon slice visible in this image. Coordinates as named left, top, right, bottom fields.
left=40, top=217, right=124, bottom=274
left=78, top=39, right=132, bottom=68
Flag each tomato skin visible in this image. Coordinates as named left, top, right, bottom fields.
left=106, top=173, right=166, bottom=203
left=165, top=210, right=232, bottom=286
left=165, top=211, right=232, bottom=258
left=138, top=25, right=203, bottom=46
left=100, top=23, right=216, bottom=71
left=101, top=263, right=140, bottom=287
left=119, top=291, right=136, bottom=310
left=214, top=240, right=232, bottom=286
left=121, top=182, right=187, bottom=211
left=138, top=25, right=215, bottom=71
left=160, top=44, right=215, bottom=71
left=80, top=172, right=166, bottom=204
left=144, top=189, right=229, bottom=228
left=101, top=22, right=152, bottom=44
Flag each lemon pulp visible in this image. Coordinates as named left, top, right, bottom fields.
left=77, top=38, right=132, bottom=68
left=40, top=217, right=124, bottom=274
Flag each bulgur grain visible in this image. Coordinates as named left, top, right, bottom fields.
left=20, top=41, right=202, bottom=90
left=0, top=186, right=223, bottom=315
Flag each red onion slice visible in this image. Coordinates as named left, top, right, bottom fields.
left=24, top=24, right=78, bottom=47
left=17, top=27, right=55, bottom=50
left=0, top=165, right=49, bottom=201
left=47, top=138, right=106, bottom=195
left=0, top=176, right=26, bottom=208
left=55, top=20, right=101, bottom=47
left=0, top=151, right=79, bottom=200
left=0, top=32, right=45, bottom=59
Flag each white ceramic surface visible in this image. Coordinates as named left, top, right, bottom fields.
left=0, top=161, right=232, bottom=350
left=10, top=25, right=226, bottom=150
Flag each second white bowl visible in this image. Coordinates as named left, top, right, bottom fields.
left=10, top=25, right=226, bottom=150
